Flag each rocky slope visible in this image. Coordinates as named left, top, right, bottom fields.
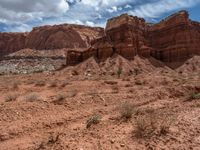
left=0, top=24, right=103, bottom=57
left=0, top=55, right=199, bottom=149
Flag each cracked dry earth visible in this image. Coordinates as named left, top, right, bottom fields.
left=0, top=68, right=200, bottom=150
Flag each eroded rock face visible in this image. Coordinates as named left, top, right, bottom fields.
left=91, top=10, right=200, bottom=66
left=0, top=24, right=103, bottom=58
left=25, top=24, right=103, bottom=50
left=0, top=10, right=199, bottom=68
left=148, top=10, right=200, bottom=65
left=0, top=33, right=27, bottom=57
left=105, top=14, right=150, bottom=58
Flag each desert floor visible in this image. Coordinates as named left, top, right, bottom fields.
left=0, top=57, right=200, bottom=150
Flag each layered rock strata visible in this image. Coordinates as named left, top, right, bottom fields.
left=0, top=10, right=199, bottom=68
left=148, top=11, right=200, bottom=64
left=25, top=24, right=103, bottom=50
left=85, top=10, right=200, bottom=67
left=0, top=24, right=103, bottom=57
left=0, top=33, right=27, bottom=57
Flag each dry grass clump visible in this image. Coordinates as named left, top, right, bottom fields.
left=4, top=93, right=18, bottom=102
left=134, top=115, right=156, bottom=138
left=53, top=93, right=66, bottom=105
left=35, top=80, right=46, bottom=87
left=86, top=115, right=102, bottom=128
left=119, top=102, right=135, bottom=121
left=24, top=93, right=41, bottom=102
left=133, top=110, right=172, bottom=138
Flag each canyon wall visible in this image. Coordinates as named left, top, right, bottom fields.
left=86, top=10, right=199, bottom=67
left=0, top=10, right=199, bottom=68
left=25, top=24, right=103, bottom=50
left=0, top=24, right=103, bottom=58
left=148, top=10, right=200, bottom=65
left=0, top=33, right=27, bottom=57
left=105, top=14, right=150, bottom=58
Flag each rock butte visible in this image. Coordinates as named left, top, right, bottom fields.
left=0, top=10, right=200, bottom=68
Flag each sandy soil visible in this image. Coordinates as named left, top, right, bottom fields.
left=0, top=56, right=200, bottom=150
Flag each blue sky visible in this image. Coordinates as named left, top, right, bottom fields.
left=0, top=0, right=200, bottom=32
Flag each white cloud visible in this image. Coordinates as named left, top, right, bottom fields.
left=10, top=24, right=32, bottom=32
left=125, top=4, right=132, bottom=9
left=1, top=0, right=200, bottom=32
left=0, top=0, right=69, bottom=24
left=81, top=0, right=134, bottom=7
left=107, top=6, right=118, bottom=13
left=129, top=0, right=200, bottom=18
left=86, top=21, right=95, bottom=26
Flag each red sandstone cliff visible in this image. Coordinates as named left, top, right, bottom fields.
left=0, top=24, right=103, bottom=57
left=0, top=10, right=199, bottom=67
left=84, top=14, right=151, bottom=64
left=0, top=33, right=27, bottom=57
left=148, top=10, right=200, bottom=66
left=25, top=24, right=103, bottom=50
left=87, top=10, right=200, bottom=67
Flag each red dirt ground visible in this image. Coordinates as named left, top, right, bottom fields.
left=0, top=56, right=200, bottom=150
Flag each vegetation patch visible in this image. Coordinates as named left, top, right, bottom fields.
left=53, top=93, right=66, bottom=105
left=25, top=93, right=41, bottom=102
left=86, top=115, right=102, bottom=128
left=133, top=110, right=172, bottom=138
left=186, top=92, right=200, bottom=101
left=4, top=93, right=18, bottom=102
left=119, top=102, right=135, bottom=121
